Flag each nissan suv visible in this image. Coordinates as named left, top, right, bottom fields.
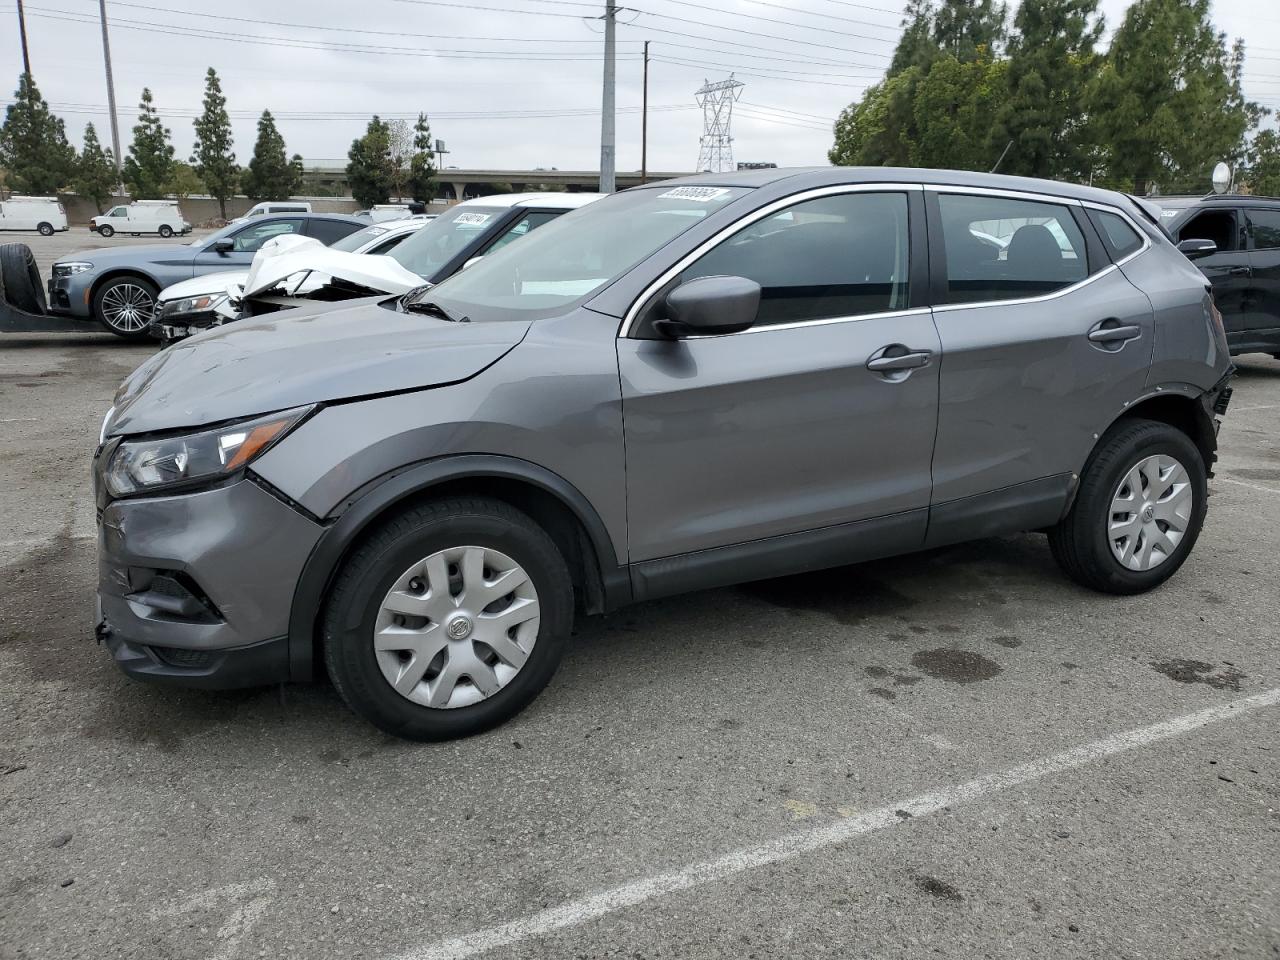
left=94, top=168, right=1234, bottom=741
left=1165, top=194, right=1280, bottom=358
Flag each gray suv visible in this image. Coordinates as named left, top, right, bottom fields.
left=94, top=168, right=1234, bottom=741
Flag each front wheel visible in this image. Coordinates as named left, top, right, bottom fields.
left=93, top=276, right=158, bottom=340
left=322, top=497, right=573, bottom=741
left=97, top=224, right=114, bottom=238
left=1049, top=419, right=1207, bottom=595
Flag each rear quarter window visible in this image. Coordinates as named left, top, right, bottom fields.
left=1088, top=209, right=1145, bottom=261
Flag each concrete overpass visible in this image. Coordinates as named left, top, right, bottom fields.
left=299, top=161, right=694, bottom=199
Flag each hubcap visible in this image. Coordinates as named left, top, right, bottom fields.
left=1108, top=454, right=1193, bottom=571
left=100, top=283, right=154, bottom=332
left=373, top=545, right=540, bottom=709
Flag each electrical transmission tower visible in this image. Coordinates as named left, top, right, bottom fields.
left=695, top=75, right=744, bottom=173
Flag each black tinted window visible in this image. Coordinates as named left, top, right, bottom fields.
left=1092, top=210, right=1144, bottom=260
left=307, top=218, right=362, bottom=246
left=1249, top=209, right=1280, bottom=250
left=1178, top=210, right=1238, bottom=252
left=938, top=194, right=1087, bottom=304
left=680, top=191, right=911, bottom=327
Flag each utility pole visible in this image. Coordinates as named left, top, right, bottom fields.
left=598, top=0, right=616, bottom=193
left=16, top=0, right=31, bottom=76
left=640, top=40, right=649, bottom=185
left=97, top=0, right=125, bottom=199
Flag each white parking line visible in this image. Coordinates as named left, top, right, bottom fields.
left=393, top=688, right=1280, bottom=960
left=0, top=418, right=39, bottom=423
left=1217, top=476, right=1280, bottom=496
left=1230, top=403, right=1279, bottom=413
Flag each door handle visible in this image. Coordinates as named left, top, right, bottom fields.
left=866, top=350, right=932, bottom=372
left=1087, top=324, right=1141, bottom=343
left=1228, top=265, right=1251, bottom=277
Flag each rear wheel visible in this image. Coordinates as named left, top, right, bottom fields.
left=37, top=222, right=54, bottom=237
left=1049, top=419, right=1206, bottom=594
left=158, top=224, right=173, bottom=238
left=93, top=276, right=158, bottom=340
left=0, top=243, right=47, bottom=314
left=322, top=497, right=573, bottom=741
left=97, top=224, right=115, bottom=238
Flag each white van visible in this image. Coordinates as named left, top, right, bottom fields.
left=367, top=204, right=413, bottom=223
left=232, top=201, right=313, bottom=223
left=91, top=200, right=191, bottom=238
left=0, top=196, right=69, bottom=235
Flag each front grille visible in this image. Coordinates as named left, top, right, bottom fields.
left=151, top=646, right=214, bottom=668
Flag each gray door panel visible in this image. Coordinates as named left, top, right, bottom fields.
left=930, top=267, right=1154, bottom=504
left=618, top=313, right=941, bottom=562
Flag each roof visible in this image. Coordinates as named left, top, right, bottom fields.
left=638, top=166, right=1146, bottom=207
left=456, top=192, right=604, bottom=210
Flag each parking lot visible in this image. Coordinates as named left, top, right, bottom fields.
left=1, top=229, right=1278, bottom=959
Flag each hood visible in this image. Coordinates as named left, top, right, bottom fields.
left=108, top=300, right=532, bottom=435
left=60, top=242, right=192, bottom=266
left=243, top=243, right=424, bottom=298
left=159, top=270, right=248, bottom=303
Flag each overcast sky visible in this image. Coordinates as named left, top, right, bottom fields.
left=3, top=0, right=1278, bottom=174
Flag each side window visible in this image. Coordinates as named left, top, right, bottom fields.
left=307, top=218, right=360, bottom=246
left=1177, top=210, right=1238, bottom=252
left=109, top=206, right=127, bottom=218
left=370, top=233, right=410, bottom=255
left=937, top=194, right=1088, bottom=304
left=230, top=218, right=302, bottom=253
left=484, top=211, right=562, bottom=255
left=679, top=191, right=911, bottom=327
left=1248, top=209, right=1280, bottom=250
left=1089, top=209, right=1144, bottom=261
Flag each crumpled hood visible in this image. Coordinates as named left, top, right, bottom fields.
left=158, top=269, right=247, bottom=303
left=108, top=299, right=532, bottom=435
left=243, top=243, right=424, bottom=297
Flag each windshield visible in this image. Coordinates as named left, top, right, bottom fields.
left=330, top=223, right=393, bottom=253
left=388, top=205, right=507, bottom=280
left=418, top=185, right=749, bottom=315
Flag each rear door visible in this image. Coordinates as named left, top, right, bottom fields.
left=924, top=189, right=1154, bottom=543
left=1245, top=207, right=1280, bottom=346
left=618, top=186, right=939, bottom=565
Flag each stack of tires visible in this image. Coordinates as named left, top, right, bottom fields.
left=0, top=243, right=47, bottom=316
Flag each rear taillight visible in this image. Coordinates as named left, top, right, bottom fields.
left=1209, top=299, right=1226, bottom=339
left=57, top=203, right=66, bottom=213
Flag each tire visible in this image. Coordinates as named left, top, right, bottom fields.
left=0, top=243, right=47, bottom=314
left=158, top=224, right=173, bottom=238
left=322, top=497, right=573, bottom=741
left=97, top=224, right=114, bottom=238
left=1049, top=418, right=1207, bottom=595
left=37, top=222, right=54, bottom=237
left=92, top=276, right=158, bottom=340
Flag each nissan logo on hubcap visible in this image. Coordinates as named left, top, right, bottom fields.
left=446, top=614, right=474, bottom=640
left=1142, top=504, right=1155, bottom=523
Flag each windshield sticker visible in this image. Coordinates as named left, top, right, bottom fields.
left=454, top=212, right=493, bottom=226
left=658, top=186, right=732, bottom=203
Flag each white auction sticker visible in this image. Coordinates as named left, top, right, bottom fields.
left=658, top=186, right=732, bottom=203
left=454, top=212, right=493, bottom=225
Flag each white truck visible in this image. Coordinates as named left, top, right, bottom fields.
left=0, top=197, right=69, bottom=236
left=91, top=200, right=191, bottom=238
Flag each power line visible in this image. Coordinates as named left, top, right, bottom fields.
left=653, top=0, right=900, bottom=48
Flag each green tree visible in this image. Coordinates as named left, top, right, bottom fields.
left=0, top=72, right=76, bottom=194
left=830, top=68, right=921, bottom=166
left=1245, top=130, right=1280, bottom=197
left=165, top=161, right=205, bottom=202
left=191, top=67, right=237, bottom=219
left=1087, top=0, right=1261, bottom=193
left=347, top=115, right=393, bottom=207
left=992, top=0, right=1103, bottom=179
left=931, top=0, right=1007, bottom=62
left=122, top=88, right=175, bottom=199
left=74, top=122, right=117, bottom=212
left=241, top=110, right=300, bottom=201
left=889, top=0, right=939, bottom=76
left=406, top=112, right=437, bottom=201
left=911, top=53, right=1009, bottom=169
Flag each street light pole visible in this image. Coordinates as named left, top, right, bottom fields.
left=599, top=0, right=616, bottom=193
left=641, top=40, right=649, bottom=185
left=16, top=0, right=31, bottom=76
left=97, top=0, right=125, bottom=199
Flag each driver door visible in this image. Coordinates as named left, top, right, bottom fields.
left=192, top=218, right=304, bottom=274
left=616, top=188, right=939, bottom=595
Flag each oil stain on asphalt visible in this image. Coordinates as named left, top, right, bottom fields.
left=1151, top=659, right=1246, bottom=691
left=910, top=648, right=1003, bottom=684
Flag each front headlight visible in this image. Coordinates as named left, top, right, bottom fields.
left=159, top=293, right=228, bottom=319
left=52, top=261, right=93, bottom=277
left=104, top=406, right=313, bottom=497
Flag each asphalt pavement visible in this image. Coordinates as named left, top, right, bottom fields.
left=1, top=236, right=1277, bottom=959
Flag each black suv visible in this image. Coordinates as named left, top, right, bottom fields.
left=1164, top=195, right=1280, bottom=357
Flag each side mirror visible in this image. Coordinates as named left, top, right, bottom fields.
left=1177, top=238, right=1217, bottom=260
left=656, top=275, right=761, bottom=339
left=211, top=237, right=235, bottom=254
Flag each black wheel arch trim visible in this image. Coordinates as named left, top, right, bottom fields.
left=284, top=454, right=630, bottom=681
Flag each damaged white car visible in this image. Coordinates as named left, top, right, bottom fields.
left=150, top=193, right=603, bottom=344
